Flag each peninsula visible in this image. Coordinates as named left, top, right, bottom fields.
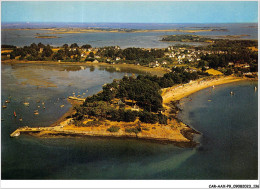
left=9, top=72, right=248, bottom=147
left=5, top=37, right=258, bottom=147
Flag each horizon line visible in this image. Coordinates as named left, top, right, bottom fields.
left=2, top=21, right=258, bottom=24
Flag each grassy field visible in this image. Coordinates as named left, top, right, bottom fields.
left=206, top=68, right=223, bottom=75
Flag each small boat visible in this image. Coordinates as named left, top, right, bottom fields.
left=212, top=85, right=215, bottom=89
left=37, top=105, right=40, bottom=108
left=43, top=106, right=46, bottom=109
left=42, top=102, right=45, bottom=105
left=14, top=111, right=17, bottom=117
left=230, top=91, right=234, bottom=95
left=2, top=105, right=7, bottom=109
left=60, top=105, right=64, bottom=108
left=5, top=100, right=10, bottom=103
left=23, top=102, right=30, bottom=107
left=34, top=110, right=39, bottom=115
left=254, top=86, right=257, bottom=91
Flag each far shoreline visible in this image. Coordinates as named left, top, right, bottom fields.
left=1, top=60, right=169, bottom=77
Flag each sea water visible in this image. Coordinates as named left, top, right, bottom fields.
left=1, top=64, right=258, bottom=179
left=1, top=23, right=258, bottom=48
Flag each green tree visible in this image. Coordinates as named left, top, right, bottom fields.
left=89, top=52, right=95, bottom=58
left=70, top=43, right=79, bottom=48
left=81, top=44, right=92, bottom=49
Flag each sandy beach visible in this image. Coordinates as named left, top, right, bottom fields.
left=162, top=76, right=245, bottom=103
left=161, top=76, right=246, bottom=115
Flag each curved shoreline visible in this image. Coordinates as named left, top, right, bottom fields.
left=10, top=75, right=256, bottom=147
left=161, top=76, right=248, bottom=116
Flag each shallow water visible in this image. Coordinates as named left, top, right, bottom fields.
left=1, top=64, right=258, bottom=179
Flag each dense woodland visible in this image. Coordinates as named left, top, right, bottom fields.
left=73, top=67, right=201, bottom=125
left=96, top=47, right=165, bottom=65
left=199, top=40, right=258, bottom=73
left=2, top=43, right=165, bottom=65
left=161, top=35, right=212, bottom=42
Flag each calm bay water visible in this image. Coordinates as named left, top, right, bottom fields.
left=1, top=23, right=258, bottom=48
left=1, top=64, right=258, bottom=179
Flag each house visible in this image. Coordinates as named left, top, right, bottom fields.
left=234, top=63, right=250, bottom=68
left=149, top=62, right=159, bottom=68
left=244, top=63, right=250, bottom=68
left=116, top=57, right=121, bottom=61
left=92, top=59, right=99, bottom=63
left=117, top=99, right=124, bottom=105
left=243, top=72, right=253, bottom=76
left=81, top=52, right=87, bottom=57
left=131, top=104, right=140, bottom=111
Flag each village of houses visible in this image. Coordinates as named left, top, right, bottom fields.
left=64, top=45, right=254, bottom=76
left=1, top=44, right=256, bottom=77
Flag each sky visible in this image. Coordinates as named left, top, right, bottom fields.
left=1, top=1, right=258, bottom=23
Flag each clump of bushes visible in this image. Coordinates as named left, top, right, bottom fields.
left=158, top=113, right=168, bottom=124
left=107, top=126, right=120, bottom=132
left=141, top=127, right=150, bottom=131
left=85, top=120, right=101, bottom=127
left=125, top=126, right=141, bottom=134
left=74, top=120, right=85, bottom=127
left=139, top=111, right=158, bottom=124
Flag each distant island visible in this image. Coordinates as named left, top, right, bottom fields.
left=35, top=35, right=60, bottom=39
left=161, top=35, right=213, bottom=42
left=3, top=27, right=227, bottom=34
